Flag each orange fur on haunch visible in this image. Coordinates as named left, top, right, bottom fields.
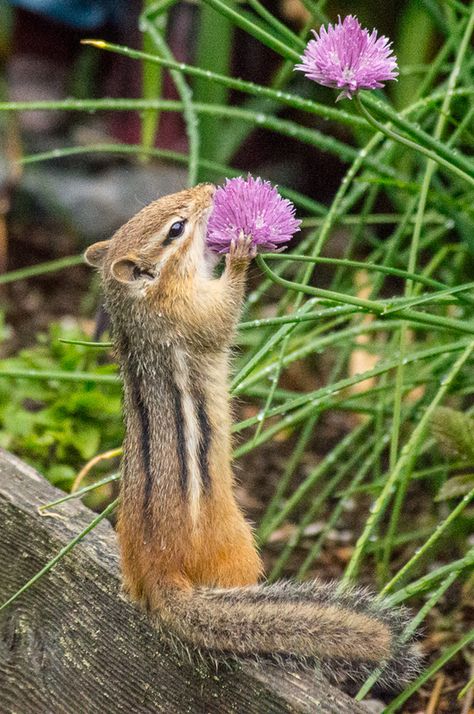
left=85, top=184, right=420, bottom=691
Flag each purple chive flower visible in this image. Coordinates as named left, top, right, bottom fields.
left=206, top=175, right=301, bottom=254
left=295, top=15, right=398, bottom=101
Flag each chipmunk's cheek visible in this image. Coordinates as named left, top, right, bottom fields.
left=148, top=246, right=177, bottom=278
left=148, top=265, right=162, bottom=285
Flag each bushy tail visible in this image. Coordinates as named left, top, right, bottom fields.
left=153, top=579, right=421, bottom=691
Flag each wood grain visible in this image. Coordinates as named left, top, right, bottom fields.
left=0, top=449, right=369, bottom=713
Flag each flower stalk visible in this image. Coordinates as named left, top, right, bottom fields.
left=354, top=93, right=474, bottom=187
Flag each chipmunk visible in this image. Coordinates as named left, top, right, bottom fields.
left=85, top=183, right=420, bottom=690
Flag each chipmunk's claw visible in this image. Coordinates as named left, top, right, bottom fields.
left=229, top=232, right=257, bottom=261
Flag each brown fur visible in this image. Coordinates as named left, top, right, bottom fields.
left=85, top=184, right=420, bottom=690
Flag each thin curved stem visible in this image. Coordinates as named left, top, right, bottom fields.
left=354, top=94, right=474, bottom=186
left=80, top=39, right=364, bottom=130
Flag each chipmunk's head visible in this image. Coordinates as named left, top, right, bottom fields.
left=84, top=183, right=216, bottom=306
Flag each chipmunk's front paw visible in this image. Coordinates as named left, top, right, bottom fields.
left=227, top=232, right=257, bottom=265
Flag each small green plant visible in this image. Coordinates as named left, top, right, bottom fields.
left=0, top=320, right=122, bottom=489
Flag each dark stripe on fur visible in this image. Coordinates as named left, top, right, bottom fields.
left=119, top=333, right=154, bottom=515
left=171, top=382, right=188, bottom=494
left=133, top=379, right=153, bottom=513
left=195, top=392, right=212, bottom=493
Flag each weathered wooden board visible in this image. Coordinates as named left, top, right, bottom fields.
left=0, top=449, right=370, bottom=713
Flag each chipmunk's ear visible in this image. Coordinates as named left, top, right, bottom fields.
left=111, top=255, right=157, bottom=284
left=84, top=240, right=111, bottom=268
left=110, top=257, right=139, bottom=283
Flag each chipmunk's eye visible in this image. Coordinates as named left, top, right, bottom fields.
left=164, top=219, right=186, bottom=244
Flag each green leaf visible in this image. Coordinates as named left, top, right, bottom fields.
left=431, top=406, right=474, bottom=460
left=436, top=473, right=474, bottom=501
left=4, top=406, right=36, bottom=437
left=47, top=464, right=76, bottom=486
left=73, top=425, right=101, bottom=460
